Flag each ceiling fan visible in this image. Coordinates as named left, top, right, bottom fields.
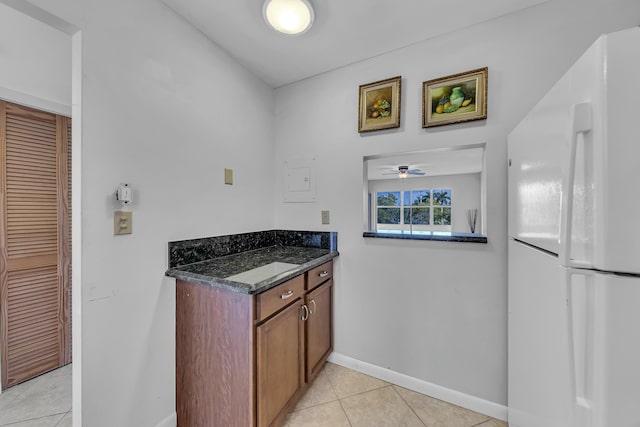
left=382, top=165, right=426, bottom=178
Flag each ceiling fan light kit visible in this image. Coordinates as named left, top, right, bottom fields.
left=382, top=165, right=426, bottom=179
left=398, top=165, right=409, bottom=179
left=263, top=0, right=314, bottom=35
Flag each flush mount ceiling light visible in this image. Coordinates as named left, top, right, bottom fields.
left=263, top=0, right=314, bottom=35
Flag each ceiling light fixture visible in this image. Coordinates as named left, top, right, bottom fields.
left=263, top=0, right=314, bottom=35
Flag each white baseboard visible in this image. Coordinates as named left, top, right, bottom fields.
left=327, top=352, right=507, bottom=422
left=155, top=411, right=177, bottom=427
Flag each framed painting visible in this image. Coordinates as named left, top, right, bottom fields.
left=358, top=76, right=401, bottom=133
left=422, top=67, right=487, bottom=128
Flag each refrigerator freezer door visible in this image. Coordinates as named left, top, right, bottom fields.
left=592, top=28, right=640, bottom=274
left=508, top=240, right=572, bottom=427
left=508, top=35, right=603, bottom=258
left=567, top=269, right=640, bottom=427
left=509, top=27, right=640, bottom=273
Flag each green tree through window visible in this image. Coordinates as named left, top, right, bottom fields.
left=432, top=189, right=451, bottom=225
left=376, top=189, right=451, bottom=230
left=377, top=192, right=401, bottom=224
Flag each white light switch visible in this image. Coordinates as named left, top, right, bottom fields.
left=114, top=211, right=132, bottom=235
left=321, top=210, right=330, bottom=224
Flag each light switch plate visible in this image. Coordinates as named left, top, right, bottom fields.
left=114, top=211, right=132, bottom=235
left=321, top=210, right=330, bottom=224
left=224, top=168, right=233, bottom=185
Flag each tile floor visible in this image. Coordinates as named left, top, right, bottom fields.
left=283, top=362, right=508, bottom=427
left=0, top=362, right=508, bottom=427
left=0, top=364, right=72, bottom=427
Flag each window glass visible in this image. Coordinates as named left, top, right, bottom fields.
left=376, top=189, right=450, bottom=230
left=378, top=207, right=400, bottom=224
left=432, top=189, right=451, bottom=206
left=433, top=207, right=451, bottom=225
left=432, top=189, right=452, bottom=225
left=377, top=191, right=401, bottom=224
left=377, top=191, right=400, bottom=206
left=410, top=190, right=430, bottom=206
left=406, top=207, right=429, bottom=224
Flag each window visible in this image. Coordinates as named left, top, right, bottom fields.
left=376, top=189, right=451, bottom=231
left=432, top=189, right=451, bottom=225
left=363, top=144, right=487, bottom=243
left=376, top=191, right=401, bottom=224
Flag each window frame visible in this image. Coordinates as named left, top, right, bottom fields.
left=375, top=188, right=452, bottom=232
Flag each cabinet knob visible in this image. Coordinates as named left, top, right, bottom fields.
left=301, top=304, right=309, bottom=321
left=319, top=271, right=329, bottom=278
left=280, top=290, right=294, bottom=300
left=309, top=299, right=316, bottom=315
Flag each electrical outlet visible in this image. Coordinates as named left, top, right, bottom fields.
left=114, top=211, right=132, bottom=235
left=321, top=210, right=330, bottom=224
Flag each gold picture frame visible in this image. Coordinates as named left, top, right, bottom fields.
left=422, top=67, right=487, bottom=128
left=358, top=76, right=402, bottom=133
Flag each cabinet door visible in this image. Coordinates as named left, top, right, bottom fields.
left=305, top=279, right=333, bottom=381
left=257, top=299, right=304, bottom=427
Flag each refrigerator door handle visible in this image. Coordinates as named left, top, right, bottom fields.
left=560, top=102, right=593, bottom=268
left=566, top=268, right=594, bottom=427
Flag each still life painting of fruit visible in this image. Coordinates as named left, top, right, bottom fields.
left=432, top=83, right=476, bottom=115
left=369, top=96, right=391, bottom=119
left=422, top=68, right=488, bottom=128
left=358, top=76, right=402, bottom=132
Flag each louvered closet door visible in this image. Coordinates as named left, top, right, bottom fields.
left=0, top=101, right=71, bottom=389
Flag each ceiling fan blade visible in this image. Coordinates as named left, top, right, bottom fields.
left=408, top=170, right=426, bottom=175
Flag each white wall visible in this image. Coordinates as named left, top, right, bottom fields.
left=273, top=0, right=640, bottom=406
left=78, top=1, right=275, bottom=425
left=0, top=3, right=71, bottom=115
left=7, top=0, right=276, bottom=425
left=369, top=173, right=481, bottom=233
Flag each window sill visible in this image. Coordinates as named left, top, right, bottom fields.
left=363, top=230, right=487, bottom=243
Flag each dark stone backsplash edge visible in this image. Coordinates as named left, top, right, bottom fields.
left=169, top=230, right=338, bottom=268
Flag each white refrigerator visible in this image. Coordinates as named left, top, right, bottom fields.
left=508, top=27, right=640, bottom=427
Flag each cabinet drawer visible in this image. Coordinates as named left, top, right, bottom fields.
left=307, top=261, right=333, bottom=290
left=256, top=275, right=305, bottom=322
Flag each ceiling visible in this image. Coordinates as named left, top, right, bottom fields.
left=366, top=146, right=484, bottom=181
left=161, top=0, right=548, bottom=88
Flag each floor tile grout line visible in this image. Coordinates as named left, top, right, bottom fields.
left=319, top=365, right=355, bottom=426
left=334, top=382, right=392, bottom=401
left=392, top=384, right=496, bottom=426
left=336, top=396, right=354, bottom=427
left=0, top=411, right=67, bottom=426
left=471, top=419, right=501, bottom=427
left=389, top=384, right=427, bottom=427
left=53, top=409, right=72, bottom=427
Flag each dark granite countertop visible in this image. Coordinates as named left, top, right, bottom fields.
left=165, top=230, right=338, bottom=295
left=363, top=230, right=487, bottom=243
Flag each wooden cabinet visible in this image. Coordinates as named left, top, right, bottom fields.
left=176, top=260, right=334, bottom=427
left=305, top=279, right=333, bottom=381
left=257, top=300, right=304, bottom=427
